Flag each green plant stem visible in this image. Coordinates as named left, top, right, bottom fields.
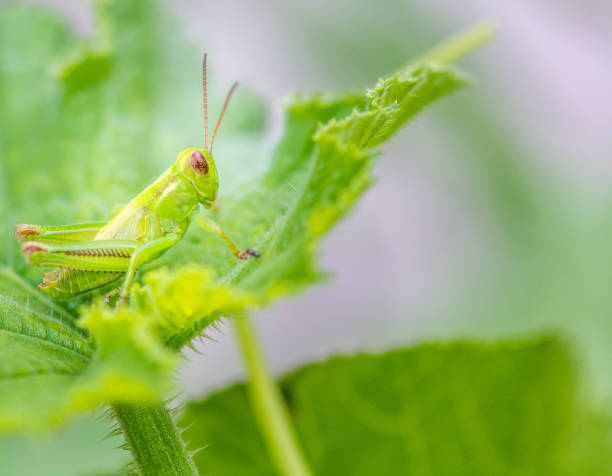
left=419, top=21, right=496, bottom=65
left=113, top=402, right=198, bottom=476
left=234, top=315, right=313, bottom=476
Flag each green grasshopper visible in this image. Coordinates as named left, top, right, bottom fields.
left=15, top=55, right=259, bottom=304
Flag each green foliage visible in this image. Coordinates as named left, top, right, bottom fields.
left=1, top=1, right=608, bottom=475
left=0, top=0, right=471, bottom=435
left=0, top=1, right=266, bottom=277
left=131, top=265, right=255, bottom=350
left=182, top=337, right=612, bottom=476
left=0, top=417, right=128, bottom=476
left=0, top=268, right=174, bottom=431
left=0, top=0, right=266, bottom=433
left=154, top=64, right=468, bottom=348
left=0, top=1, right=514, bottom=474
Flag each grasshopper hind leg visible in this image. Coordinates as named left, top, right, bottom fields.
left=40, top=269, right=124, bottom=299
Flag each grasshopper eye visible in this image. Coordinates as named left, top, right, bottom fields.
left=190, top=150, right=209, bottom=175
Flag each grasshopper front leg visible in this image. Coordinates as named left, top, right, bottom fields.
left=195, top=214, right=259, bottom=260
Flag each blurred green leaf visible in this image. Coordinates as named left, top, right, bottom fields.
left=0, top=417, right=128, bottom=476
left=276, top=0, right=612, bottom=400
left=0, top=268, right=174, bottom=432
left=183, top=337, right=612, bottom=476
left=0, top=268, right=90, bottom=431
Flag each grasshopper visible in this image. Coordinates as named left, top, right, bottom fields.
left=15, top=55, right=259, bottom=304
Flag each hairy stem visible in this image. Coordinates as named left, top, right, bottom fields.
left=234, top=315, right=313, bottom=476
left=419, top=21, right=496, bottom=64
left=113, top=402, right=198, bottom=476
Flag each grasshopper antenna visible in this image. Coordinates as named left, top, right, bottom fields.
left=202, top=53, right=209, bottom=149
left=209, top=81, right=239, bottom=153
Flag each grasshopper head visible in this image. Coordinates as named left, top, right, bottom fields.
left=177, top=146, right=219, bottom=208
left=177, top=54, right=239, bottom=209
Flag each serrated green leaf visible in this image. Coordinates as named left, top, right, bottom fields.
left=156, top=64, right=468, bottom=347
left=131, top=264, right=255, bottom=349
left=111, top=62, right=467, bottom=348
left=182, top=337, right=612, bottom=476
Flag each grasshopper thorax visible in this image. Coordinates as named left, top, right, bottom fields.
left=176, top=146, right=219, bottom=208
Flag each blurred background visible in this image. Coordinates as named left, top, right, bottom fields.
left=2, top=0, right=612, bottom=474
left=168, top=0, right=612, bottom=397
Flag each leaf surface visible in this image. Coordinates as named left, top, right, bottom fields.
left=0, top=268, right=174, bottom=431
left=182, top=337, right=612, bottom=476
